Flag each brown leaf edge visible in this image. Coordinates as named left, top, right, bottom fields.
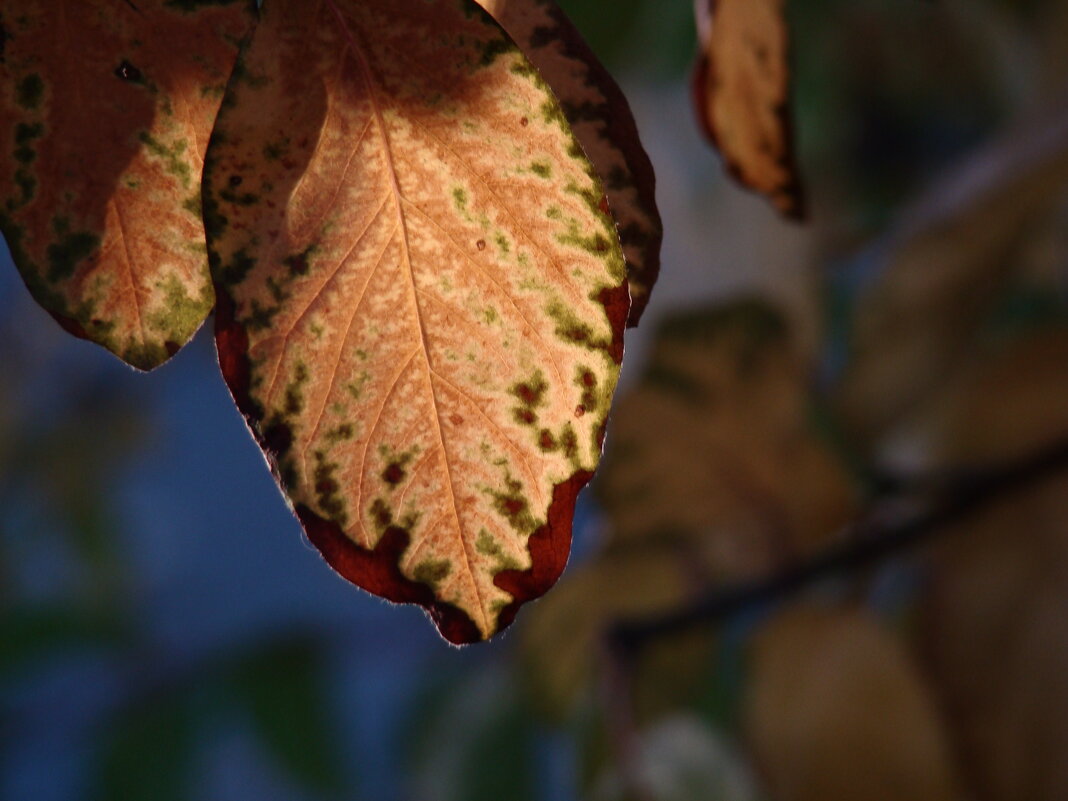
left=495, top=0, right=662, bottom=327
left=214, top=284, right=628, bottom=645
left=691, top=0, right=806, bottom=220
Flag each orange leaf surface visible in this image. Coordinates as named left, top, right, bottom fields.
left=205, top=0, right=629, bottom=643
left=0, top=0, right=254, bottom=369
left=477, top=0, right=662, bottom=326
left=692, top=0, right=803, bottom=218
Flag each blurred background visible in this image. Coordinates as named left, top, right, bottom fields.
left=3, top=0, right=1068, bottom=798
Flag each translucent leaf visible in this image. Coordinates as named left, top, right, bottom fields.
left=205, top=0, right=629, bottom=643
left=477, top=0, right=662, bottom=326
left=0, top=0, right=254, bottom=369
left=692, top=0, right=803, bottom=218
left=745, top=605, right=962, bottom=801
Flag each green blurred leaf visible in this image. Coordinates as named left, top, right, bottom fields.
left=407, top=664, right=540, bottom=801
left=558, top=0, right=695, bottom=77
left=228, top=637, right=344, bottom=795
left=556, top=0, right=645, bottom=67
left=461, top=696, right=537, bottom=801
left=90, top=690, right=196, bottom=801
left=0, top=604, right=128, bottom=678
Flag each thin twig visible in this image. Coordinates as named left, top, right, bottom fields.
left=610, top=435, right=1068, bottom=652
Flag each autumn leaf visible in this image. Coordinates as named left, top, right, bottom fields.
left=745, top=605, right=962, bottom=801
left=919, top=329, right=1068, bottom=801
left=834, top=105, right=1068, bottom=443
left=596, top=300, right=856, bottom=579
left=692, top=0, right=803, bottom=218
left=205, top=0, right=628, bottom=644
left=476, top=0, right=662, bottom=326
left=0, top=0, right=254, bottom=370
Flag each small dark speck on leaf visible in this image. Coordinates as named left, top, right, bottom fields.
left=229, top=174, right=243, bottom=187
left=382, top=462, right=406, bottom=486
left=574, top=405, right=586, bottom=418
left=115, top=60, right=142, bottom=82
left=520, top=116, right=529, bottom=127
left=476, top=239, right=486, bottom=251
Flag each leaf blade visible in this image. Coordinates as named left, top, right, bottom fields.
left=692, top=0, right=804, bottom=218
left=0, top=0, right=254, bottom=369
left=206, top=0, right=628, bottom=643
left=476, top=0, right=663, bottom=326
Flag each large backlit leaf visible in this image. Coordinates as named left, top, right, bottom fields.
left=206, top=0, right=628, bottom=644
left=0, top=0, right=254, bottom=369
left=692, top=0, right=803, bottom=218
left=745, top=605, right=962, bottom=801
left=477, top=0, right=662, bottom=326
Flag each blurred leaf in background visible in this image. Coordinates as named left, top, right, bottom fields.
left=596, top=300, right=856, bottom=573
left=745, top=605, right=962, bottom=801
left=918, top=328, right=1068, bottom=801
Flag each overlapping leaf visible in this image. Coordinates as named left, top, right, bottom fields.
left=0, top=0, right=254, bottom=369
left=206, top=0, right=628, bottom=644
left=692, top=0, right=803, bottom=218
left=477, top=0, right=662, bottom=326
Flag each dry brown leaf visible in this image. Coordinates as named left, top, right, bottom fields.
left=746, top=605, right=962, bottom=801
left=835, top=104, right=1068, bottom=443
left=477, top=0, right=663, bottom=327
left=0, top=0, right=254, bottom=369
left=692, top=0, right=803, bottom=218
left=597, top=300, right=856, bottom=581
left=919, top=328, right=1068, bottom=801
left=205, top=0, right=628, bottom=644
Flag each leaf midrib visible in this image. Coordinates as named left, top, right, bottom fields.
left=325, top=0, right=491, bottom=635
